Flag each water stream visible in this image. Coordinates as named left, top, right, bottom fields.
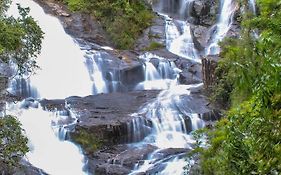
left=205, top=0, right=238, bottom=55
left=5, top=0, right=240, bottom=174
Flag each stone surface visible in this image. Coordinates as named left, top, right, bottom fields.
left=41, top=90, right=160, bottom=145
left=135, top=14, right=166, bottom=51
left=33, top=0, right=112, bottom=46
left=202, top=55, right=219, bottom=88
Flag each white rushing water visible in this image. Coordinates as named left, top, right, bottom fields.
left=165, top=16, right=200, bottom=63
left=7, top=102, right=86, bottom=175
left=130, top=84, right=205, bottom=174
left=249, top=0, right=256, bottom=15
left=135, top=53, right=180, bottom=90
left=7, top=0, right=107, bottom=99
left=205, top=0, right=238, bottom=55
left=6, top=0, right=95, bottom=174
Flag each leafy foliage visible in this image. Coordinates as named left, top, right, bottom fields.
left=143, top=41, right=164, bottom=51
left=71, top=128, right=102, bottom=154
left=0, top=3, right=43, bottom=75
left=195, top=0, right=281, bottom=174
left=60, top=0, right=154, bottom=49
left=0, top=115, right=29, bottom=167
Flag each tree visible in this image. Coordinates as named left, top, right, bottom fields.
left=0, top=115, right=29, bottom=168
left=0, top=2, right=44, bottom=75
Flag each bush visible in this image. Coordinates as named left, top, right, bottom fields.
left=143, top=41, right=164, bottom=51
left=0, top=115, right=29, bottom=168
left=61, top=0, right=154, bottom=49
left=194, top=0, right=281, bottom=174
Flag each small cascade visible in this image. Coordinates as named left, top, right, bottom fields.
left=6, top=101, right=86, bottom=175
left=84, top=51, right=108, bottom=94
left=137, top=85, right=204, bottom=149
left=249, top=0, right=256, bottom=15
left=166, top=20, right=199, bottom=62
left=130, top=85, right=205, bottom=174
left=135, top=53, right=180, bottom=90
left=205, top=0, right=238, bottom=55
left=127, top=115, right=152, bottom=142
left=154, top=0, right=193, bottom=19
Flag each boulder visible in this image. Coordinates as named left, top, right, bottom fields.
left=33, top=0, right=112, bottom=46
left=41, top=90, right=160, bottom=147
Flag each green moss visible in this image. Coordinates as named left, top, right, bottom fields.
left=143, top=41, right=164, bottom=51
left=60, top=0, right=154, bottom=49
left=71, top=128, right=102, bottom=154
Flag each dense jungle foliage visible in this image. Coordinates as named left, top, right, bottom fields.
left=60, top=0, right=154, bottom=49
left=195, top=0, right=281, bottom=174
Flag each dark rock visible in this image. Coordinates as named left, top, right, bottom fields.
left=175, top=59, right=203, bottom=85
left=135, top=15, right=166, bottom=51
left=190, top=25, right=209, bottom=50
left=190, top=0, right=218, bottom=26
left=95, top=164, right=131, bottom=175
left=0, top=159, right=47, bottom=175
left=201, top=56, right=219, bottom=89
left=33, top=0, right=112, bottom=46
left=41, top=91, right=159, bottom=146
left=149, top=58, right=160, bottom=68
left=110, top=144, right=157, bottom=169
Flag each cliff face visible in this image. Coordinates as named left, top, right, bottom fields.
left=202, top=56, right=219, bottom=89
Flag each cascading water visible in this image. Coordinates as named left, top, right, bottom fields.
left=6, top=0, right=99, bottom=174
left=3, top=0, right=242, bottom=174
left=166, top=19, right=199, bottom=62
left=7, top=0, right=108, bottom=99
left=156, top=0, right=200, bottom=63
left=7, top=101, right=86, bottom=175
left=130, top=84, right=205, bottom=174
left=249, top=0, right=256, bottom=15
left=205, top=0, right=238, bottom=55
left=135, top=52, right=180, bottom=90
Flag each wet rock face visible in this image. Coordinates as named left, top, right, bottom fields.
left=175, top=59, right=203, bottom=85
left=190, top=0, right=218, bottom=26
left=135, top=15, right=166, bottom=51
left=0, top=160, right=47, bottom=175
left=33, top=0, right=112, bottom=46
left=41, top=90, right=160, bottom=146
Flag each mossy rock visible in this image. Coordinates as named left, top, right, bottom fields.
left=70, top=128, right=103, bottom=154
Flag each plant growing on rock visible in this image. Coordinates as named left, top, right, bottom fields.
left=60, top=0, right=154, bottom=49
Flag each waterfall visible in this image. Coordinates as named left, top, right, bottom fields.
left=7, top=0, right=107, bottom=99
left=7, top=101, right=86, bottom=175
left=205, top=0, right=238, bottom=55
left=134, top=53, right=179, bottom=90
left=166, top=20, right=199, bottom=62
left=130, top=84, right=205, bottom=174
left=249, top=0, right=256, bottom=15
left=6, top=0, right=96, bottom=174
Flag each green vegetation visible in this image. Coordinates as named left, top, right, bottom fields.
left=59, top=0, right=154, bottom=49
left=71, top=128, right=102, bottom=154
left=193, top=0, right=281, bottom=174
left=143, top=41, right=164, bottom=51
left=0, top=3, right=43, bottom=75
left=0, top=115, right=29, bottom=168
